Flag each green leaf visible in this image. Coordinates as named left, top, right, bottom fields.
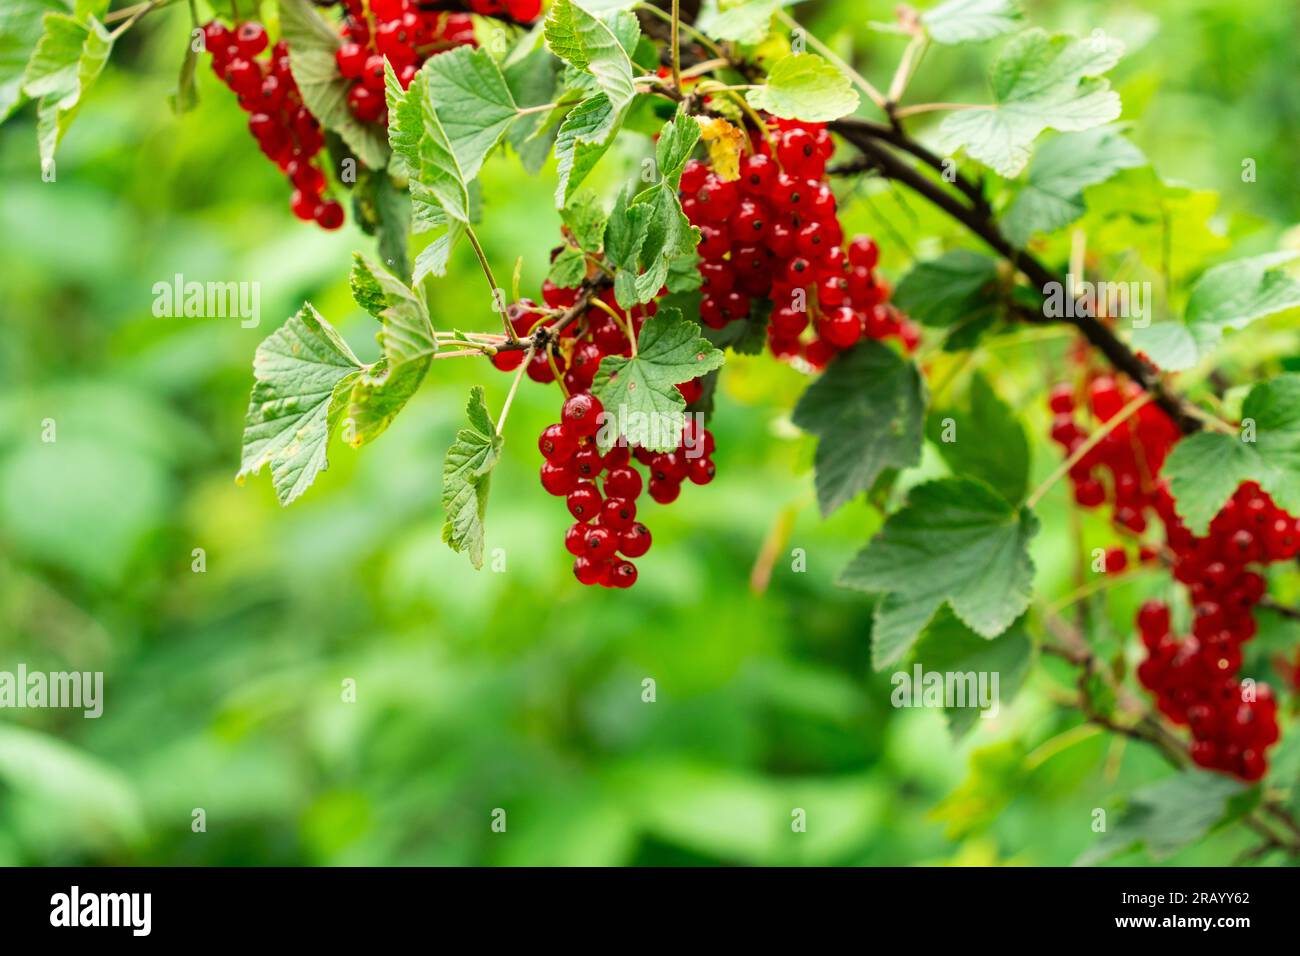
left=922, top=0, right=1023, bottom=44
left=279, top=0, right=387, bottom=169
left=938, top=29, right=1124, bottom=177
left=839, top=477, right=1039, bottom=670
left=441, top=386, right=502, bottom=569
left=412, top=221, right=467, bottom=284
left=1163, top=374, right=1300, bottom=535
left=653, top=108, right=702, bottom=188
left=504, top=32, right=564, bottom=174
left=350, top=252, right=436, bottom=367
left=169, top=32, right=199, bottom=114
left=791, top=341, right=927, bottom=517
left=1131, top=252, right=1300, bottom=373
left=0, top=0, right=69, bottom=123
left=390, top=61, right=471, bottom=225
left=553, top=92, right=621, bottom=205
left=591, top=307, right=726, bottom=452
left=1077, top=771, right=1251, bottom=865
left=20, top=10, right=113, bottom=169
left=548, top=245, right=588, bottom=288
left=893, top=250, right=1000, bottom=327
left=350, top=167, right=411, bottom=279
left=561, top=190, right=608, bottom=253
left=912, top=608, right=1032, bottom=737
left=544, top=0, right=637, bottom=114
left=1000, top=126, right=1144, bottom=247
left=421, top=45, right=519, bottom=183
left=746, top=53, right=860, bottom=123
left=238, top=305, right=364, bottom=505
left=696, top=0, right=780, bottom=45
left=926, top=372, right=1029, bottom=504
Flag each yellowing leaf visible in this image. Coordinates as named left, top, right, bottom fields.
left=695, top=115, right=745, bottom=182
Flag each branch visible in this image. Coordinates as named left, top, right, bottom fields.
left=828, top=119, right=1204, bottom=435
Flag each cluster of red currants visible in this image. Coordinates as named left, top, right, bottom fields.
left=679, top=117, right=919, bottom=367
left=1048, top=373, right=1297, bottom=779
left=204, top=21, right=343, bottom=229
left=1135, top=479, right=1300, bottom=780
left=333, top=0, right=474, bottom=123
left=491, top=283, right=714, bottom=587
left=1047, top=373, right=1181, bottom=563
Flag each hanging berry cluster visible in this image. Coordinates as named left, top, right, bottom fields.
left=679, top=117, right=919, bottom=367
left=1048, top=372, right=1299, bottom=780
left=204, top=1, right=541, bottom=231
left=203, top=21, right=343, bottom=229
left=333, top=0, right=479, bottom=124
left=491, top=282, right=714, bottom=588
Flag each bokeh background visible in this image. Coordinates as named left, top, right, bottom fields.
left=1, top=0, right=1298, bottom=865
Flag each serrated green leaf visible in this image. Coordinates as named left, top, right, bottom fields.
left=544, top=0, right=636, bottom=114
left=926, top=372, right=1030, bottom=504
left=912, top=608, right=1032, bottom=737
left=791, top=341, right=927, bottom=517
left=421, top=45, right=519, bottom=182
left=1001, top=126, right=1144, bottom=247
left=746, top=53, right=860, bottom=123
left=561, top=190, right=607, bottom=252
left=238, top=305, right=364, bottom=506
left=653, top=109, right=701, bottom=188
left=553, top=92, right=621, bottom=205
left=1131, top=253, right=1300, bottom=372
left=441, top=386, right=502, bottom=569
left=893, top=249, right=1001, bottom=327
left=1163, top=374, right=1300, bottom=535
left=938, top=29, right=1124, bottom=177
left=922, top=0, right=1023, bottom=44
left=591, top=307, right=725, bottom=452
left=548, top=245, right=588, bottom=287
left=1077, top=771, right=1250, bottom=865
left=696, top=0, right=780, bottom=45
left=0, top=0, right=70, bottom=123
left=279, top=0, right=387, bottom=169
left=350, top=253, right=435, bottom=365
left=839, top=477, right=1039, bottom=670
left=21, top=10, right=113, bottom=168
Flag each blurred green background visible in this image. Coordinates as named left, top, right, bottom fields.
left=1, top=0, right=1298, bottom=866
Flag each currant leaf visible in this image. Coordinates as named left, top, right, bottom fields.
left=441, top=386, right=503, bottom=570
left=937, top=29, right=1124, bottom=177
left=839, top=477, right=1039, bottom=670
left=745, top=53, right=860, bottom=123
left=591, top=307, right=726, bottom=453
left=791, top=340, right=927, bottom=516
left=237, top=304, right=364, bottom=506
left=922, top=0, right=1024, bottom=45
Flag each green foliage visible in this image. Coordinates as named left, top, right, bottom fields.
left=791, top=341, right=926, bottom=517
left=237, top=305, right=364, bottom=506
left=0, top=0, right=70, bottom=122
left=591, top=307, right=725, bottom=452
left=20, top=6, right=112, bottom=168
left=1163, top=375, right=1300, bottom=534
left=922, top=0, right=1023, bottom=45
left=1000, top=126, right=1144, bottom=247
left=746, top=53, right=860, bottom=123
left=441, top=386, right=503, bottom=569
left=696, top=0, right=781, bottom=44
left=926, top=371, right=1030, bottom=504
left=938, top=28, right=1124, bottom=176
left=1132, top=253, right=1300, bottom=372
left=893, top=250, right=1001, bottom=328
left=1078, top=771, right=1253, bottom=864
left=839, top=478, right=1039, bottom=669
left=912, top=609, right=1032, bottom=737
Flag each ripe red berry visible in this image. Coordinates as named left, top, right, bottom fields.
left=539, top=423, right=577, bottom=462
left=566, top=481, right=601, bottom=521
left=618, top=523, right=652, bottom=558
